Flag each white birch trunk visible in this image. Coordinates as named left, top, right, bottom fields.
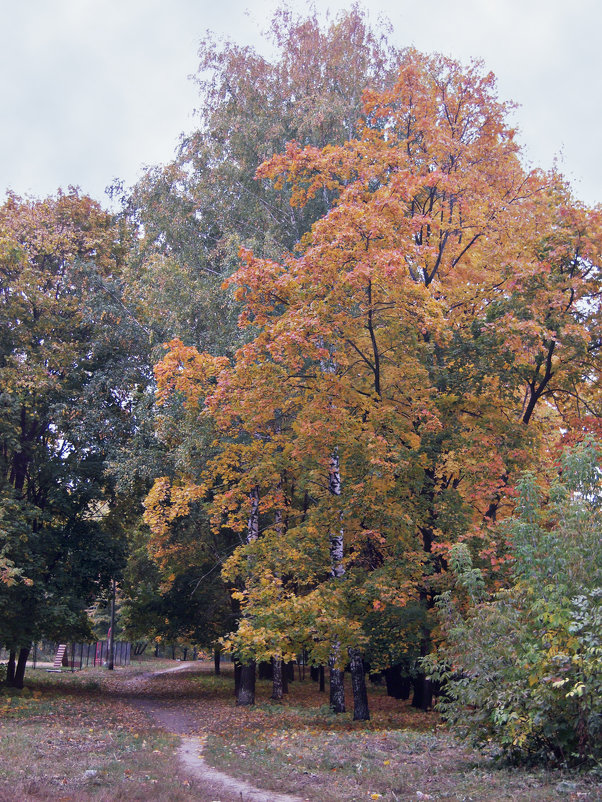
left=247, top=484, right=260, bottom=543
left=237, top=485, right=260, bottom=706
left=328, top=449, right=345, bottom=579
left=328, top=448, right=346, bottom=712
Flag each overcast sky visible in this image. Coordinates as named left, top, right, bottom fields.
left=2, top=0, right=600, bottom=208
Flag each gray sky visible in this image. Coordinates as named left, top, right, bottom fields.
left=2, top=0, right=600, bottom=207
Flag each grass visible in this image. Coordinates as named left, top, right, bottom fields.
left=205, top=723, right=601, bottom=801
left=0, top=660, right=600, bottom=801
left=190, top=671, right=600, bottom=802
left=0, top=662, right=208, bottom=801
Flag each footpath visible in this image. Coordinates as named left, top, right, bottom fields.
left=127, top=663, right=307, bottom=802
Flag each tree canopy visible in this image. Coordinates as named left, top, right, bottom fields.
left=0, top=190, right=146, bottom=671
left=146, top=41, right=601, bottom=720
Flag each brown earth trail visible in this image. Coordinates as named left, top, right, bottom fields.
left=127, top=664, right=308, bottom=802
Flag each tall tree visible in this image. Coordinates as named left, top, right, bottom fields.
left=147, top=48, right=600, bottom=710
left=137, top=5, right=408, bottom=690
left=120, top=5, right=402, bottom=354
left=0, top=190, right=147, bottom=685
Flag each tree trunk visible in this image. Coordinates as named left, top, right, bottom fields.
left=258, top=660, right=273, bottom=680
left=214, top=647, right=221, bottom=675
left=6, top=651, right=16, bottom=685
left=236, top=661, right=256, bottom=706
left=271, top=657, right=283, bottom=701
left=108, top=578, right=116, bottom=670
left=328, top=449, right=346, bottom=714
left=237, top=485, right=260, bottom=700
left=247, top=486, right=259, bottom=543
left=13, top=647, right=30, bottom=689
left=319, top=664, right=325, bottom=693
left=349, top=647, right=370, bottom=720
left=398, top=675, right=411, bottom=700
left=411, top=673, right=433, bottom=711
left=310, top=665, right=320, bottom=682
left=234, top=661, right=242, bottom=697
left=411, top=623, right=433, bottom=710
left=385, top=664, right=411, bottom=699
left=329, top=650, right=346, bottom=713
left=328, top=451, right=344, bottom=578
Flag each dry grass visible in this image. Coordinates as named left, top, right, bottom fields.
left=0, top=661, right=599, bottom=801
left=181, top=667, right=601, bottom=802
left=0, top=663, right=209, bottom=801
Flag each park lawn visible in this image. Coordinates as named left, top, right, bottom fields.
left=0, top=661, right=599, bottom=801
left=0, top=663, right=203, bottom=802
left=190, top=670, right=601, bottom=802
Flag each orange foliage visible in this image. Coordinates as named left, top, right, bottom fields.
left=145, top=51, right=601, bottom=661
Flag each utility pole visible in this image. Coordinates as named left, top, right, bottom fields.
left=107, top=578, right=116, bottom=670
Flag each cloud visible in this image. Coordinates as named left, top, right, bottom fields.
left=2, top=0, right=599, bottom=206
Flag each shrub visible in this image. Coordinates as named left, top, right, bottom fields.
left=426, top=440, right=602, bottom=765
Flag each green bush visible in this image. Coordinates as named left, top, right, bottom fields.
left=426, top=440, right=602, bottom=765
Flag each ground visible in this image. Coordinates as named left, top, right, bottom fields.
left=0, top=660, right=599, bottom=801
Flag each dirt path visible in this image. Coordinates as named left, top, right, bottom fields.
left=128, top=664, right=307, bottom=802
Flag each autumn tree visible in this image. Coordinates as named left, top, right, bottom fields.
left=136, top=5, right=406, bottom=703
left=254, top=52, right=600, bottom=703
left=149, top=44, right=600, bottom=718
left=0, top=190, right=148, bottom=686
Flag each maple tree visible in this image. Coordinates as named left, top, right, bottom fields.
left=131, top=5, right=406, bottom=705
left=147, top=43, right=601, bottom=720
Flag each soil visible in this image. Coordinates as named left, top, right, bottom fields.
left=128, top=663, right=307, bottom=802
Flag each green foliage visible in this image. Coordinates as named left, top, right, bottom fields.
left=363, top=600, right=431, bottom=673
left=0, top=191, right=147, bottom=650
left=120, top=516, right=236, bottom=649
left=448, top=543, right=487, bottom=604
left=426, top=440, right=602, bottom=765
